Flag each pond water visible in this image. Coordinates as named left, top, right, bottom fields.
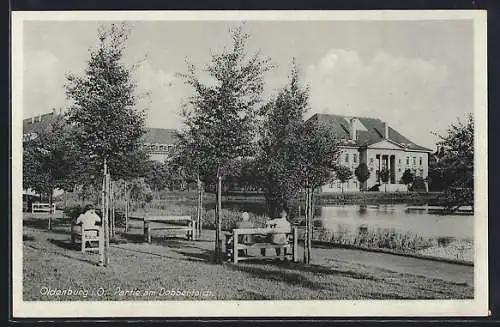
left=213, top=202, right=474, bottom=240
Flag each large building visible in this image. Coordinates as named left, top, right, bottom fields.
left=22, top=110, right=178, bottom=163
left=308, top=113, right=433, bottom=192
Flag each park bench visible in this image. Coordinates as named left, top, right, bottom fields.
left=131, top=215, right=197, bottom=243
left=224, top=227, right=298, bottom=263
left=70, top=221, right=102, bottom=254
left=32, top=203, right=56, bottom=213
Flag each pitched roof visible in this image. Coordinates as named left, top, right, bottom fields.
left=308, top=113, right=432, bottom=152
left=23, top=112, right=179, bottom=145
left=142, top=128, right=178, bottom=145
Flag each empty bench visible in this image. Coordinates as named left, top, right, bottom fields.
left=135, top=215, right=197, bottom=243
left=32, top=203, right=56, bottom=213
left=224, top=227, right=298, bottom=263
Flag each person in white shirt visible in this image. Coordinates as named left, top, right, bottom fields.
left=76, top=205, right=101, bottom=229
left=261, top=209, right=292, bottom=256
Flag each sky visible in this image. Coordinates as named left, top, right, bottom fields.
left=23, top=19, right=474, bottom=150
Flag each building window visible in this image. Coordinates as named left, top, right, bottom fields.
left=413, top=157, right=416, bottom=165
left=345, top=154, right=349, bottom=163
left=406, top=157, right=409, bottom=165
left=369, top=158, right=374, bottom=165
left=398, top=168, right=401, bottom=173
left=398, top=158, right=401, bottom=165
left=419, top=157, right=422, bottom=165
left=353, top=153, right=357, bottom=163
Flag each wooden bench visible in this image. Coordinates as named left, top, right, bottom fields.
left=134, top=215, right=197, bottom=243
left=70, top=221, right=102, bottom=254
left=224, top=227, right=298, bottom=263
left=32, top=203, right=56, bottom=213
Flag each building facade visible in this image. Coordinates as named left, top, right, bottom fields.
left=308, top=113, right=433, bottom=192
left=22, top=111, right=178, bottom=163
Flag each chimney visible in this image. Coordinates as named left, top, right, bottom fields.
left=31, top=117, right=35, bottom=124
left=383, top=122, right=389, bottom=139
left=350, top=118, right=357, bottom=141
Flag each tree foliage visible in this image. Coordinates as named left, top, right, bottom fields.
left=434, top=114, right=474, bottom=209
left=354, top=163, right=371, bottom=191
left=257, top=62, right=309, bottom=217
left=23, top=113, right=76, bottom=197
left=335, top=165, right=353, bottom=192
left=178, top=25, right=272, bottom=176
left=65, top=23, right=147, bottom=184
left=400, top=168, right=414, bottom=188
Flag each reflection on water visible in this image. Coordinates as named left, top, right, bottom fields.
left=318, top=204, right=473, bottom=239
left=213, top=202, right=473, bottom=240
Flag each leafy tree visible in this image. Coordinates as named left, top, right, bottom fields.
left=335, top=165, right=353, bottom=193
left=379, top=167, right=390, bottom=192
left=65, top=23, right=147, bottom=266
left=434, top=114, right=474, bottom=211
left=257, top=62, right=308, bottom=218
left=400, top=168, right=414, bottom=191
left=354, top=163, right=371, bottom=191
left=23, top=113, right=76, bottom=229
left=144, top=160, right=169, bottom=194
left=296, top=119, right=340, bottom=264
left=178, top=26, right=272, bottom=263
left=65, top=23, right=147, bottom=187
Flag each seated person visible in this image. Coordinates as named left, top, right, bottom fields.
left=261, top=209, right=292, bottom=256
left=74, top=205, right=102, bottom=247
left=235, top=212, right=254, bottom=256
left=76, top=205, right=101, bottom=229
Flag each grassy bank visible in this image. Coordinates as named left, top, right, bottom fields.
left=22, top=218, right=473, bottom=301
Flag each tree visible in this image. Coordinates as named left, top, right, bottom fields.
left=400, top=168, right=414, bottom=191
left=178, top=25, right=273, bottom=263
left=379, top=167, right=390, bottom=192
left=23, top=113, right=76, bottom=229
left=257, top=62, right=308, bottom=218
left=434, top=114, right=474, bottom=211
left=65, top=23, right=147, bottom=266
left=354, top=163, right=371, bottom=191
left=144, top=160, right=169, bottom=195
left=296, top=120, right=340, bottom=264
left=335, top=165, right=352, bottom=193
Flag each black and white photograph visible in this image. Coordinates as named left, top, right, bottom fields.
left=11, top=10, right=488, bottom=318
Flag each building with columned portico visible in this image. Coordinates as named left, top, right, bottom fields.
left=308, top=113, right=433, bottom=192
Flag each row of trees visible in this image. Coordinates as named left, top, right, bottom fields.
left=23, top=23, right=474, bottom=265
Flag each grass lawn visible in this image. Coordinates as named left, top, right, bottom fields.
left=22, top=215, right=473, bottom=301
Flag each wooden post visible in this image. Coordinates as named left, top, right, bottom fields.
left=125, top=181, right=129, bottom=232
left=232, top=229, right=238, bottom=263
left=215, top=169, right=223, bottom=264
left=104, top=171, right=110, bottom=266
left=99, top=160, right=108, bottom=266
left=293, top=227, right=298, bottom=262
left=146, top=221, right=152, bottom=243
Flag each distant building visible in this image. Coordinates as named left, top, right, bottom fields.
left=308, top=113, right=433, bottom=192
left=22, top=110, right=178, bottom=163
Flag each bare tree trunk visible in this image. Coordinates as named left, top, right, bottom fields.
left=100, top=159, right=110, bottom=267
left=215, top=167, right=223, bottom=264
left=197, top=172, right=203, bottom=239
left=304, top=186, right=311, bottom=265
left=125, top=181, right=129, bottom=232
left=48, top=188, right=53, bottom=230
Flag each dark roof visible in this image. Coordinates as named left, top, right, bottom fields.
left=23, top=112, right=58, bottom=134
left=308, top=113, right=432, bottom=152
left=23, top=112, right=179, bottom=145
left=142, top=128, right=178, bottom=145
